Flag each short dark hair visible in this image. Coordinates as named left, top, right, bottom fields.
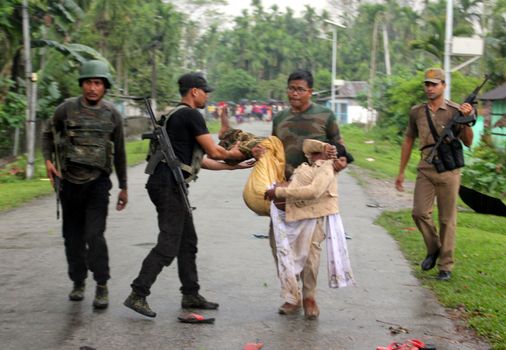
left=288, top=69, right=313, bottom=88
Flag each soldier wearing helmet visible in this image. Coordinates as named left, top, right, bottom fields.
left=42, top=59, right=128, bottom=309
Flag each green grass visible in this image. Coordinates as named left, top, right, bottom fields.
left=0, top=119, right=219, bottom=212
left=376, top=211, right=506, bottom=349
left=341, top=124, right=506, bottom=349
left=126, top=139, right=150, bottom=166
left=0, top=179, right=54, bottom=211
left=342, top=124, right=419, bottom=181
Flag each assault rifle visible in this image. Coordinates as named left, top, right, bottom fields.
left=51, top=126, right=62, bottom=220
left=426, top=75, right=489, bottom=165
left=54, top=175, right=61, bottom=219
left=111, top=95, right=192, bottom=216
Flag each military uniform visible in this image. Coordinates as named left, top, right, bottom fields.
left=270, top=103, right=341, bottom=301
left=272, top=103, right=341, bottom=179
left=406, top=100, right=468, bottom=272
left=42, top=96, right=127, bottom=286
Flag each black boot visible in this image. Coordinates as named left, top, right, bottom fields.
left=421, top=249, right=439, bottom=271
left=68, top=282, right=85, bottom=301
left=124, top=291, right=156, bottom=318
left=93, top=284, right=109, bottom=309
left=181, top=293, right=219, bottom=310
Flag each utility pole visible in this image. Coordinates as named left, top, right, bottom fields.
left=367, top=16, right=380, bottom=131
left=444, top=0, right=453, bottom=99
left=150, top=40, right=159, bottom=113
left=330, top=25, right=337, bottom=116
left=324, top=19, right=346, bottom=119
left=22, top=0, right=37, bottom=179
left=382, top=22, right=391, bottom=76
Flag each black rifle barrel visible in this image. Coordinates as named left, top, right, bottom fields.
left=111, top=94, right=193, bottom=216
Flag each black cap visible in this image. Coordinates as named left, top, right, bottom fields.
left=178, top=72, right=214, bottom=92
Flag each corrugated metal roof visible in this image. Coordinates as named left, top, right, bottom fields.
left=337, top=81, right=368, bottom=98
left=480, top=83, right=506, bottom=100
left=315, top=81, right=369, bottom=101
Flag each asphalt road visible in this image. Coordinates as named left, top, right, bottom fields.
left=0, top=120, right=489, bottom=350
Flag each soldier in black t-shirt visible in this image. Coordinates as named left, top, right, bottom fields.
left=124, top=72, right=246, bottom=318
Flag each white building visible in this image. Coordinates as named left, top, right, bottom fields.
left=316, top=81, right=377, bottom=125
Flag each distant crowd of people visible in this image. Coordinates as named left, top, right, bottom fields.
left=206, top=100, right=287, bottom=123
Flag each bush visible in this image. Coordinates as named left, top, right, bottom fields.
left=462, top=141, right=506, bottom=199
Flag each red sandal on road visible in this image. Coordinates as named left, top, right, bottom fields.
left=376, top=339, right=426, bottom=350
left=177, top=312, right=215, bottom=324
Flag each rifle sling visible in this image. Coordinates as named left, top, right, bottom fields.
left=425, top=104, right=441, bottom=147
left=144, top=105, right=194, bottom=177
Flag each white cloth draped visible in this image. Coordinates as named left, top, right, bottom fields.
left=325, top=213, right=355, bottom=288
left=270, top=202, right=354, bottom=304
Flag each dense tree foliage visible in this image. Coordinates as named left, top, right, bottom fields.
left=0, top=0, right=504, bottom=157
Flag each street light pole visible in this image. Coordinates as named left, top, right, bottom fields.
left=324, top=19, right=346, bottom=118
left=331, top=26, right=337, bottom=115
left=444, top=0, right=453, bottom=99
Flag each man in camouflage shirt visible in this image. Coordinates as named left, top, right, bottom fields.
left=270, top=69, right=342, bottom=318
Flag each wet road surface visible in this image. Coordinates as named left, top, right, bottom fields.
left=0, top=120, right=489, bottom=350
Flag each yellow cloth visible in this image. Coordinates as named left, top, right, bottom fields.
left=243, top=136, right=286, bottom=216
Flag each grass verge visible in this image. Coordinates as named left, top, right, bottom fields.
left=0, top=119, right=220, bottom=212
left=376, top=210, right=506, bottom=349
left=341, top=124, right=506, bottom=349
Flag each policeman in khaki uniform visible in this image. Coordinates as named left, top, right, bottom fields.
left=395, top=68, right=474, bottom=281
left=42, top=60, right=128, bottom=308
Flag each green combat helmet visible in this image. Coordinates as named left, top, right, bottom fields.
left=78, top=60, right=113, bottom=88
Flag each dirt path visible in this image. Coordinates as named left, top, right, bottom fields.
left=348, top=165, right=414, bottom=211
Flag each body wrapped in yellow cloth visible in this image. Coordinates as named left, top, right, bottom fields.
left=219, top=128, right=285, bottom=216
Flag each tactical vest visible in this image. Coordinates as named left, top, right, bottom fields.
left=145, top=105, right=204, bottom=183
left=60, top=98, right=115, bottom=174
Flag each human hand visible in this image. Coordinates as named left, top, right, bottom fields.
left=227, top=141, right=245, bottom=160
left=116, top=189, right=128, bottom=211
left=395, top=174, right=404, bottom=192
left=333, top=157, right=347, bottom=172
left=459, top=102, right=473, bottom=117
left=264, top=186, right=277, bottom=201
left=236, top=159, right=256, bottom=169
left=251, top=144, right=266, bottom=160
left=45, top=159, right=61, bottom=189
left=324, top=144, right=337, bottom=159
left=218, top=106, right=228, bottom=118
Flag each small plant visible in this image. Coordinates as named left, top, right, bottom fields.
left=462, top=141, right=506, bottom=199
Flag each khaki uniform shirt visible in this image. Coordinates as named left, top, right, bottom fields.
left=275, top=159, right=338, bottom=222
left=405, top=100, right=463, bottom=167
left=405, top=100, right=465, bottom=162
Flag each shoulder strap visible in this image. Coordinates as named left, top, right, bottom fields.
left=162, top=104, right=195, bottom=177
left=145, top=104, right=202, bottom=180
left=425, top=104, right=440, bottom=142
left=162, top=104, right=189, bottom=127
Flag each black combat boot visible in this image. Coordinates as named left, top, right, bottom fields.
left=93, top=284, right=109, bottom=309
left=181, top=293, right=219, bottom=310
left=124, top=291, right=156, bottom=318
left=68, top=281, right=85, bottom=301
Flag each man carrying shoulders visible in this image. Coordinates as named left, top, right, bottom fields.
left=269, top=69, right=343, bottom=318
